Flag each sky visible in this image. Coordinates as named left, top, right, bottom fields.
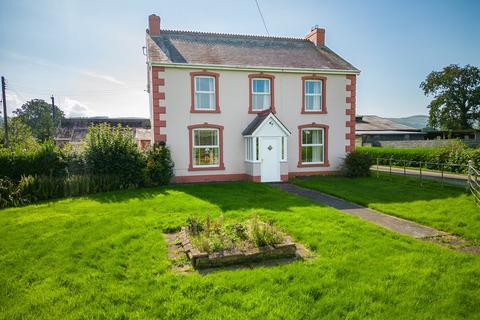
left=0, top=0, right=479, bottom=118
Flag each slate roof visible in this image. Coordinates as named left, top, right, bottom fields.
left=356, top=116, right=421, bottom=132
left=147, top=30, right=358, bottom=71
left=242, top=112, right=291, bottom=136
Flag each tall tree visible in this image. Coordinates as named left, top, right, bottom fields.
left=420, top=64, right=480, bottom=130
left=13, top=99, right=64, bottom=141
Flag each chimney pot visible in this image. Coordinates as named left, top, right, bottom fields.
left=305, top=27, right=325, bottom=47
left=148, top=14, right=160, bottom=36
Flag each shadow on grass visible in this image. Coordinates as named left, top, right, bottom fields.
left=86, top=186, right=170, bottom=204
left=86, top=181, right=316, bottom=214
left=175, top=181, right=317, bottom=212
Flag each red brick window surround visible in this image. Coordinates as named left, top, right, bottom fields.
left=190, top=71, right=220, bottom=113
left=188, top=124, right=225, bottom=171
left=248, top=73, right=276, bottom=114
left=297, top=123, right=330, bottom=168
left=301, top=75, right=327, bottom=114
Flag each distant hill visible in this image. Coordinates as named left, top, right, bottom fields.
left=387, top=115, right=429, bottom=129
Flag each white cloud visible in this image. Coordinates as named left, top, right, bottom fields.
left=2, top=50, right=126, bottom=86
left=5, top=92, right=23, bottom=115
left=77, top=70, right=126, bottom=86
left=63, top=97, right=92, bottom=117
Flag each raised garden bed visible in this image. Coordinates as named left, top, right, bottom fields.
left=177, top=216, right=298, bottom=269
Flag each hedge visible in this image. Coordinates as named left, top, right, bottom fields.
left=357, top=141, right=480, bottom=173
left=0, top=174, right=131, bottom=209
left=0, top=141, right=68, bottom=180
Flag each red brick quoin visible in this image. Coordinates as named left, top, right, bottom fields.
left=152, top=66, right=166, bottom=143
left=345, top=75, right=356, bottom=152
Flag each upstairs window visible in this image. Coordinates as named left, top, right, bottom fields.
left=304, top=80, right=322, bottom=111
left=190, top=71, right=220, bottom=113
left=251, top=78, right=270, bottom=111
left=301, top=76, right=327, bottom=114
left=194, top=76, right=215, bottom=110
left=249, top=74, right=275, bottom=113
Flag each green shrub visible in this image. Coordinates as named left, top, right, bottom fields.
left=249, top=216, right=283, bottom=247
left=186, top=216, right=204, bottom=235
left=341, top=151, right=373, bottom=177
left=145, top=141, right=174, bottom=186
left=0, top=140, right=67, bottom=180
left=0, top=177, right=28, bottom=208
left=83, top=123, right=145, bottom=186
left=357, top=141, right=480, bottom=173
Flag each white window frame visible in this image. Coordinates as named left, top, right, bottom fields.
left=251, top=78, right=271, bottom=111
left=244, top=136, right=261, bottom=163
left=304, top=80, right=323, bottom=112
left=192, top=128, right=220, bottom=168
left=281, top=136, right=287, bottom=161
left=301, top=128, right=324, bottom=164
left=194, top=76, right=216, bottom=110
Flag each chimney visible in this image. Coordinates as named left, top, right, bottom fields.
left=148, top=14, right=160, bottom=36
left=305, top=26, right=325, bottom=47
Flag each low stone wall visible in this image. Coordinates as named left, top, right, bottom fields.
left=178, top=228, right=297, bottom=269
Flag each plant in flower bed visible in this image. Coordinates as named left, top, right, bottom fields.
left=186, top=215, right=284, bottom=253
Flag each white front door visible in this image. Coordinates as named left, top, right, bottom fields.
left=260, top=137, right=280, bottom=182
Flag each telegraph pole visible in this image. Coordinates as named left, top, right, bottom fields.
left=51, top=95, right=56, bottom=138
left=1, top=76, right=8, bottom=146
left=51, top=95, right=55, bottom=122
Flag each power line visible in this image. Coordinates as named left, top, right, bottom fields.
left=254, top=0, right=270, bottom=36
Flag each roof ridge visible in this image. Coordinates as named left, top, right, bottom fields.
left=158, top=29, right=308, bottom=42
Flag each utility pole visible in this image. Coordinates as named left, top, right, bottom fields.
left=1, top=76, right=8, bottom=147
left=51, top=95, right=56, bottom=138
left=51, top=95, right=55, bottom=122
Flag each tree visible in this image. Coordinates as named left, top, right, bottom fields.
left=13, top=99, right=64, bottom=141
left=83, top=123, right=145, bottom=185
left=420, top=64, right=480, bottom=130
left=0, top=117, right=39, bottom=150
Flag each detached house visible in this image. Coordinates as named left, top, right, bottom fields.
left=145, top=14, right=359, bottom=183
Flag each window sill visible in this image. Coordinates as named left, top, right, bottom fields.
left=188, top=165, right=225, bottom=171
left=297, top=161, right=330, bottom=168
left=190, top=108, right=221, bottom=114
left=245, top=160, right=261, bottom=163
left=249, top=108, right=275, bottom=114
left=301, top=109, right=327, bottom=114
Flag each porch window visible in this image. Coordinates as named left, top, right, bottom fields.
left=194, top=76, right=215, bottom=110
left=244, top=137, right=260, bottom=162
left=281, top=136, right=287, bottom=161
left=304, top=80, right=322, bottom=111
left=245, top=137, right=253, bottom=161
left=192, top=128, right=219, bottom=167
left=301, top=128, right=324, bottom=164
left=251, top=78, right=271, bottom=111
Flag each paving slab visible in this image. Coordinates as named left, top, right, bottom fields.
left=271, top=183, right=480, bottom=255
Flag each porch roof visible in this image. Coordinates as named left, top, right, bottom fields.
left=242, top=112, right=291, bottom=136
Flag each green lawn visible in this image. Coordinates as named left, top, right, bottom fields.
left=292, top=173, right=480, bottom=245
left=1, top=182, right=479, bottom=319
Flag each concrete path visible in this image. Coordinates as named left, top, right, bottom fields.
left=271, top=183, right=480, bottom=255
left=372, top=165, right=468, bottom=187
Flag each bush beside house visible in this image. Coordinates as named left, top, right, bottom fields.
left=0, top=123, right=175, bottom=208
left=341, top=152, right=373, bottom=177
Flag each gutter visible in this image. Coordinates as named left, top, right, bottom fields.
left=148, top=61, right=360, bottom=75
